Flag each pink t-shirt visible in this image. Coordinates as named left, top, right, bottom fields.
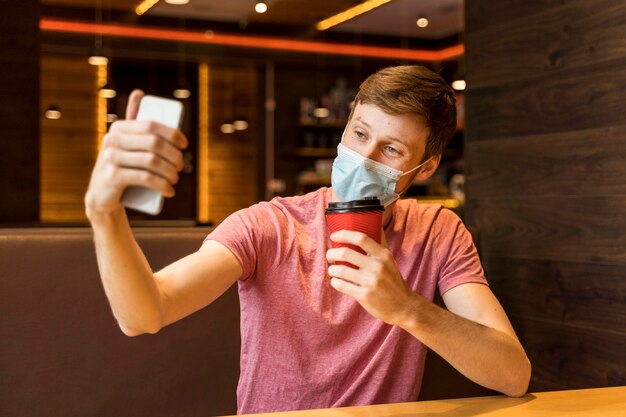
left=205, top=187, right=486, bottom=414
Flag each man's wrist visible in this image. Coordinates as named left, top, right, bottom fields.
left=86, top=205, right=127, bottom=230
left=393, top=292, right=426, bottom=332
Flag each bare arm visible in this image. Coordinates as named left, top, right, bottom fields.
left=404, top=283, right=531, bottom=397
left=86, top=90, right=241, bottom=336
left=89, top=210, right=241, bottom=336
left=326, top=230, right=531, bottom=397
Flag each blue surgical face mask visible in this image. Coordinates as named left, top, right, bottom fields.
left=331, top=142, right=429, bottom=207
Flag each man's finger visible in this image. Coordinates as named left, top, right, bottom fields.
left=330, top=230, right=380, bottom=255
left=126, top=89, right=145, bottom=120
left=330, top=277, right=363, bottom=298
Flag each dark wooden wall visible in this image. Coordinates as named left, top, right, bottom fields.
left=0, top=0, right=40, bottom=221
left=465, top=0, right=626, bottom=391
left=40, top=54, right=99, bottom=222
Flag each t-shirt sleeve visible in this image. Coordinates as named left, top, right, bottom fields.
left=436, top=210, right=488, bottom=295
left=203, top=203, right=282, bottom=281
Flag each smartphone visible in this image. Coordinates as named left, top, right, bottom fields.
left=121, top=95, right=184, bottom=215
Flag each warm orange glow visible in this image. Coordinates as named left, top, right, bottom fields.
left=316, top=0, right=392, bottom=31
left=198, top=63, right=210, bottom=224
left=136, top=0, right=160, bottom=16
left=97, top=65, right=107, bottom=147
left=40, top=18, right=463, bottom=62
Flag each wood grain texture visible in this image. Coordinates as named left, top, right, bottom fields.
left=226, top=387, right=626, bottom=417
left=466, top=0, right=626, bottom=391
left=206, top=65, right=260, bottom=224
left=465, top=125, right=626, bottom=198
left=483, top=256, right=626, bottom=335
left=39, top=53, right=99, bottom=222
left=510, top=315, right=626, bottom=390
left=466, top=55, right=626, bottom=141
left=466, top=0, right=568, bottom=34
left=466, top=0, right=626, bottom=89
left=466, top=196, right=626, bottom=264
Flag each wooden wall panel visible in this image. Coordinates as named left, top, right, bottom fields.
left=466, top=0, right=626, bottom=89
left=466, top=56, right=626, bottom=141
left=466, top=126, right=626, bottom=198
left=510, top=316, right=626, bottom=390
left=467, top=197, right=626, bottom=264
left=40, top=54, right=99, bottom=222
left=484, top=256, right=626, bottom=335
left=466, top=0, right=626, bottom=391
left=206, top=65, right=260, bottom=224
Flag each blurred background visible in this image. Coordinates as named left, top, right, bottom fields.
left=3, top=0, right=466, bottom=225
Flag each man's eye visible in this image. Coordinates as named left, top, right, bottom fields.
left=384, top=146, right=399, bottom=154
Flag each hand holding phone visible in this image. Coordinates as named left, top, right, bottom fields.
left=121, top=95, right=184, bottom=215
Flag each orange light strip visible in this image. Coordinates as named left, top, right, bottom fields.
left=97, top=64, right=107, bottom=148
left=197, top=63, right=210, bottom=224
left=40, top=18, right=463, bottom=61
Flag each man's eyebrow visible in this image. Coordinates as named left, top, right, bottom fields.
left=386, top=135, right=411, bottom=150
left=354, top=117, right=371, bottom=128
left=353, top=116, right=412, bottom=150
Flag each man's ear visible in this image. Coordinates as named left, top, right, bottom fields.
left=414, top=154, right=441, bottom=181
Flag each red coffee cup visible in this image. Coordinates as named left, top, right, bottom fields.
left=325, top=197, right=384, bottom=269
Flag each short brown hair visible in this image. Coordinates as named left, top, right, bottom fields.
left=353, top=65, right=457, bottom=160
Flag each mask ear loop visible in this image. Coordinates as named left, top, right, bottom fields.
left=395, top=158, right=432, bottom=197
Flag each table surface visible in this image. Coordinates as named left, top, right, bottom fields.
left=223, top=386, right=626, bottom=417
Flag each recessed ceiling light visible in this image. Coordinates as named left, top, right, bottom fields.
left=255, top=2, right=268, bottom=14
left=416, top=17, right=429, bottom=28
left=165, top=0, right=190, bottom=4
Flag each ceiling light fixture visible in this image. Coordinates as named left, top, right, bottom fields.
left=233, top=120, right=249, bottom=131
left=173, top=88, right=191, bottom=99
left=165, top=0, right=189, bottom=4
left=220, top=123, right=235, bottom=134
left=316, top=0, right=392, bottom=31
left=255, top=2, right=268, bottom=14
left=416, top=17, right=429, bottom=28
left=451, top=80, right=466, bottom=91
left=88, top=52, right=108, bottom=66
left=136, top=0, right=160, bottom=16
left=44, top=105, right=62, bottom=120
left=99, top=85, right=117, bottom=98
left=89, top=0, right=108, bottom=66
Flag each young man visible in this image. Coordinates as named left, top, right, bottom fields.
left=85, top=65, right=530, bottom=414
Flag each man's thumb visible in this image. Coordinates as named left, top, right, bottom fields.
left=125, top=89, right=145, bottom=120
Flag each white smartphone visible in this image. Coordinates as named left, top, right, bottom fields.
left=121, top=95, right=184, bottom=215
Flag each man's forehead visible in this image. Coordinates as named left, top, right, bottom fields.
left=351, top=103, right=428, bottom=155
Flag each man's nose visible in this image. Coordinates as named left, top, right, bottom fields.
left=362, top=145, right=382, bottom=162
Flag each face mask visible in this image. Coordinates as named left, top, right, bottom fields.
left=331, top=142, right=429, bottom=207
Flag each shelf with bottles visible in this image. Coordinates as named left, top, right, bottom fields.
left=296, top=125, right=342, bottom=156
left=295, top=78, right=352, bottom=159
